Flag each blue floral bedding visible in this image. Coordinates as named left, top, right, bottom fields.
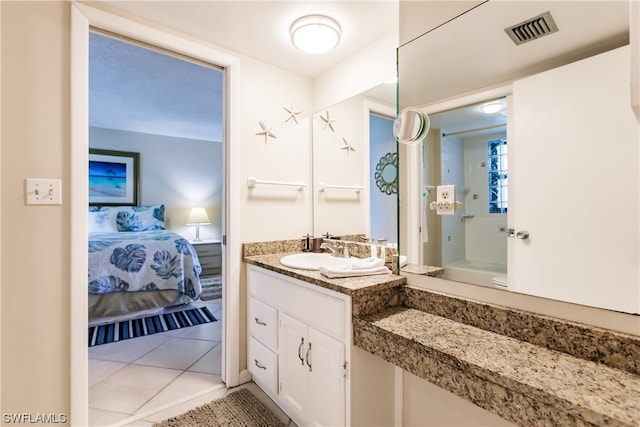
left=88, top=230, right=202, bottom=300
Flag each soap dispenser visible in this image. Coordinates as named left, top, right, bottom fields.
left=302, top=234, right=312, bottom=252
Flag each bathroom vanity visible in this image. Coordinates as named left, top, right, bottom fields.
left=247, top=265, right=350, bottom=426
left=244, top=239, right=640, bottom=426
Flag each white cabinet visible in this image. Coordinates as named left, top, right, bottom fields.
left=247, top=295, right=279, bottom=395
left=510, top=46, right=640, bottom=314
left=247, top=265, right=350, bottom=427
left=279, top=312, right=346, bottom=427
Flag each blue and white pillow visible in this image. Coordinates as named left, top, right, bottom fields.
left=108, top=204, right=166, bottom=232
left=88, top=210, right=118, bottom=234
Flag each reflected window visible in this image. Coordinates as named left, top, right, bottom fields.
left=488, top=139, right=508, bottom=213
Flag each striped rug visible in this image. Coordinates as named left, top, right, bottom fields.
left=200, top=275, right=222, bottom=301
left=88, top=306, right=217, bottom=347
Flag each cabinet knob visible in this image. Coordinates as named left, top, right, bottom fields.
left=254, top=359, right=267, bottom=370
left=254, top=317, right=267, bottom=326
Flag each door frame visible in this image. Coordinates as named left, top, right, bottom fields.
left=70, top=4, right=243, bottom=424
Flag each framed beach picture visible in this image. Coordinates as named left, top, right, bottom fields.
left=89, top=149, right=139, bottom=206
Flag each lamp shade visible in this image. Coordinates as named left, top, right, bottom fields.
left=186, top=207, right=211, bottom=225
left=290, top=15, right=341, bottom=54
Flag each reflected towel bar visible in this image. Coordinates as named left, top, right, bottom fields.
left=247, top=177, right=307, bottom=191
left=319, top=183, right=364, bottom=193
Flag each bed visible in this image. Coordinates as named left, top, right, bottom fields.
left=88, top=205, right=202, bottom=323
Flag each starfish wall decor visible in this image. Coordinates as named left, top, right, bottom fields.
left=255, top=120, right=277, bottom=143
left=283, top=103, right=302, bottom=124
left=341, top=137, right=356, bottom=155
left=319, top=110, right=336, bottom=132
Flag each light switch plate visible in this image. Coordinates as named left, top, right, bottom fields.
left=26, top=178, right=62, bottom=205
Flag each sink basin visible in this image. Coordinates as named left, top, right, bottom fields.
left=280, top=253, right=408, bottom=271
left=280, top=253, right=347, bottom=270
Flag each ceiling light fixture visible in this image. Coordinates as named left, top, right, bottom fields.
left=480, top=102, right=503, bottom=114
left=290, top=15, right=341, bottom=54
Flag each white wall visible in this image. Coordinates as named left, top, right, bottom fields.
left=422, top=129, right=442, bottom=266
left=90, top=127, right=223, bottom=241
left=237, top=56, right=313, bottom=243
left=440, top=135, right=465, bottom=266
left=402, top=370, right=515, bottom=426
left=313, top=32, right=398, bottom=112
left=1, top=1, right=71, bottom=417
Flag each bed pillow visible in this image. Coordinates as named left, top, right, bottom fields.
left=108, top=204, right=166, bottom=232
left=88, top=210, right=118, bottom=234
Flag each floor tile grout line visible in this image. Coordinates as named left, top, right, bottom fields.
left=90, top=365, right=187, bottom=417
left=87, top=359, right=129, bottom=391
left=112, top=383, right=228, bottom=427
left=183, top=341, right=222, bottom=373
left=127, top=341, right=219, bottom=371
left=128, top=365, right=206, bottom=417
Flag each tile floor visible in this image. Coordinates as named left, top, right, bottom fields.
left=88, top=298, right=296, bottom=426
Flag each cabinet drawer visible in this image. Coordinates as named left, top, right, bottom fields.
left=248, top=267, right=346, bottom=340
left=249, top=297, right=278, bottom=349
left=199, top=255, right=222, bottom=269
left=194, top=243, right=221, bottom=256
left=248, top=336, right=278, bottom=395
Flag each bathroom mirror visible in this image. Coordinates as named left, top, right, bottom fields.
left=393, top=107, right=430, bottom=145
left=312, top=83, right=397, bottom=245
left=398, top=0, right=639, bottom=314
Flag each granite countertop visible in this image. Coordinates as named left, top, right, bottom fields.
left=242, top=240, right=640, bottom=426
left=355, top=307, right=640, bottom=427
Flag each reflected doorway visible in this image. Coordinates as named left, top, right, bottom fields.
left=369, top=112, right=398, bottom=245
left=422, top=98, right=508, bottom=288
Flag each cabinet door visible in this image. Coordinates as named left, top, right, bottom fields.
left=278, top=312, right=308, bottom=421
left=307, top=327, right=346, bottom=427
left=509, top=47, right=640, bottom=314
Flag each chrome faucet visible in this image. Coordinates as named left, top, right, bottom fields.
left=320, top=240, right=350, bottom=258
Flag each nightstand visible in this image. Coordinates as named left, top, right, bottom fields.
left=191, top=240, right=222, bottom=276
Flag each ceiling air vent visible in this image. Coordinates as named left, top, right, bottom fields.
left=505, top=11, right=559, bottom=46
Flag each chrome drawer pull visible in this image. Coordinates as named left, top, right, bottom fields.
left=305, top=342, right=312, bottom=372
left=254, top=317, right=267, bottom=326
left=254, top=359, right=267, bottom=370
left=298, top=337, right=305, bottom=365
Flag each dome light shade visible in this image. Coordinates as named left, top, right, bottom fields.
left=481, top=102, right=503, bottom=114
left=290, top=15, right=341, bottom=54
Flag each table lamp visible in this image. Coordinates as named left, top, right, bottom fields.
left=186, top=207, right=211, bottom=242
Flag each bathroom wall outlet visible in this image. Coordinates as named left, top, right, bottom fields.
left=436, top=185, right=455, bottom=215
left=437, top=185, right=454, bottom=202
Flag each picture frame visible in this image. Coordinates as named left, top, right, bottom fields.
left=89, top=149, right=140, bottom=206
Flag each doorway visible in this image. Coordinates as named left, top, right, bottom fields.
left=87, top=30, right=226, bottom=424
